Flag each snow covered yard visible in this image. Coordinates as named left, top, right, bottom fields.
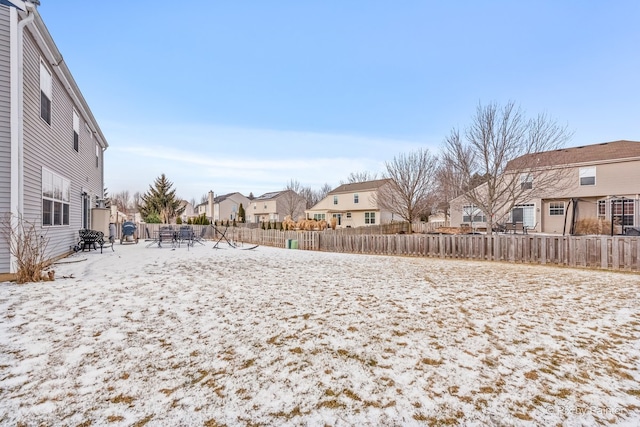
left=1, top=243, right=639, bottom=426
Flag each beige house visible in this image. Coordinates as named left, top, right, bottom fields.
left=450, top=140, right=640, bottom=235
left=305, top=179, right=394, bottom=228
left=213, top=192, right=251, bottom=223
left=250, top=190, right=306, bottom=223
left=179, top=200, right=196, bottom=222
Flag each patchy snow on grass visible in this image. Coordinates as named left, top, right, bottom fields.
left=1, top=242, right=639, bottom=426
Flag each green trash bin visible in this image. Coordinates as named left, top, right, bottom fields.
left=291, top=239, right=298, bottom=249
left=286, top=239, right=292, bottom=249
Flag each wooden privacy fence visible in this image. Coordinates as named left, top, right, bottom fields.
left=230, top=228, right=640, bottom=272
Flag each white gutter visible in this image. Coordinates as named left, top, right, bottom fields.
left=8, top=2, right=35, bottom=273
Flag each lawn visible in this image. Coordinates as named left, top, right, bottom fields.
left=1, top=243, right=639, bottom=426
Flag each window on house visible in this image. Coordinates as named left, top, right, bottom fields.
left=365, top=212, right=375, bottom=224
left=346, top=212, right=352, bottom=219
left=520, top=173, right=533, bottom=190
left=549, top=202, right=565, bottom=216
left=462, top=205, right=486, bottom=223
left=40, top=61, right=52, bottom=124
left=333, top=196, right=338, bottom=205
left=354, top=194, right=359, bottom=204
left=597, top=200, right=606, bottom=219
left=313, top=213, right=325, bottom=221
left=511, top=204, right=535, bottom=228
left=612, top=199, right=635, bottom=226
left=42, top=168, right=70, bottom=226
left=95, top=143, right=99, bottom=167
left=73, top=110, right=79, bottom=152
left=579, top=167, right=596, bottom=186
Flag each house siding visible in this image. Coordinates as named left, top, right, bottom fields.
left=449, top=150, right=640, bottom=234
left=306, top=183, right=396, bottom=229
left=20, top=29, right=103, bottom=261
left=0, top=5, right=11, bottom=272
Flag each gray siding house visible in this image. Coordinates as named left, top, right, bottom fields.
left=1, top=1, right=108, bottom=276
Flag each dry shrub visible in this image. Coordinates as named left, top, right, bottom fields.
left=574, top=218, right=611, bottom=235
left=330, top=217, right=337, bottom=230
left=1, top=214, right=51, bottom=284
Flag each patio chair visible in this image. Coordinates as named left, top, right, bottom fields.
left=158, top=226, right=177, bottom=248
left=178, top=225, right=195, bottom=247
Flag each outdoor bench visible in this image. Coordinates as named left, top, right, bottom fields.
left=77, top=229, right=113, bottom=253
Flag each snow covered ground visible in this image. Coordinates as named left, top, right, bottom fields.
left=1, top=242, right=639, bottom=426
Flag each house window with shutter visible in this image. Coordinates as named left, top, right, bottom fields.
left=40, top=61, right=52, bottom=124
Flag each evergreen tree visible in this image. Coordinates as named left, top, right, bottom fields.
left=238, top=203, right=246, bottom=223
left=139, top=174, right=185, bottom=224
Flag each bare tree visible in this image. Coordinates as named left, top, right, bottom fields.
left=281, top=179, right=307, bottom=220
left=111, top=190, right=131, bottom=214
left=433, top=154, right=473, bottom=225
left=132, top=191, right=143, bottom=214
left=443, top=101, right=573, bottom=233
left=340, top=171, right=378, bottom=185
left=314, top=183, right=333, bottom=205
left=375, top=148, right=439, bottom=233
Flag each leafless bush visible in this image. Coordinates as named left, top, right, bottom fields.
left=574, top=218, right=611, bottom=235
left=1, top=214, right=51, bottom=283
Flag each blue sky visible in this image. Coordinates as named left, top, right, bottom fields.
left=38, top=1, right=640, bottom=203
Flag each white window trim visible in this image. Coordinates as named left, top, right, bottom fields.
left=40, top=60, right=52, bottom=124
left=42, top=167, right=70, bottom=227
left=579, top=166, right=596, bottom=186
left=520, top=173, right=533, bottom=190
left=549, top=202, right=565, bottom=216
left=462, top=205, right=486, bottom=223
left=73, top=110, right=80, bottom=151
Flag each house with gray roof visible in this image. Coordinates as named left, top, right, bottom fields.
left=1, top=1, right=108, bottom=276
left=250, top=190, right=306, bottom=223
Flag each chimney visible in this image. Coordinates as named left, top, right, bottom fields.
left=208, top=190, right=214, bottom=223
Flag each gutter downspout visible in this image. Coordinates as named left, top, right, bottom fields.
left=16, top=3, right=35, bottom=216
left=9, top=3, right=35, bottom=274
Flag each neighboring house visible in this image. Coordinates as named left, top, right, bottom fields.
left=109, top=205, right=128, bottom=224
left=192, top=190, right=214, bottom=222
left=213, top=192, right=250, bottom=223
left=449, top=140, right=640, bottom=234
left=305, top=179, right=394, bottom=228
left=178, top=200, right=195, bottom=223
left=1, top=2, right=108, bottom=275
left=250, top=190, right=306, bottom=223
